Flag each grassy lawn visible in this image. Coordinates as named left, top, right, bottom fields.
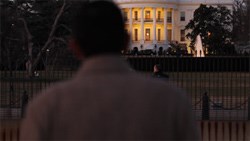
left=1, top=70, right=249, bottom=120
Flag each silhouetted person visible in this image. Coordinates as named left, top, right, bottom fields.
left=158, top=47, right=163, bottom=55
left=20, top=1, right=199, bottom=140
left=202, top=92, right=210, bottom=120
left=21, top=91, right=29, bottom=118
left=152, top=64, right=169, bottom=79
left=132, top=47, right=139, bottom=55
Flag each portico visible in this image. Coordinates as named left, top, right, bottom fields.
left=123, top=7, right=174, bottom=50
left=115, top=0, right=233, bottom=52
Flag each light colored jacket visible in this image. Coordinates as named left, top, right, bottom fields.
left=21, top=55, right=200, bottom=140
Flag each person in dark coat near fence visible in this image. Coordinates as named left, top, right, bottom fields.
left=202, top=92, right=210, bottom=120
left=152, top=64, right=169, bottom=79
left=20, top=0, right=200, bottom=140
left=21, top=91, right=29, bottom=118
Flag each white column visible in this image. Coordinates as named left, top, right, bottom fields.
left=140, top=7, right=144, bottom=44
left=172, top=9, right=175, bottom=41
left=164, top=8, right=168, bottom=44
left=129, top=8, right=133, bottom=45
left=153, top=8, right=156, bottom=44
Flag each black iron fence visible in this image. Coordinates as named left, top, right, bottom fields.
left=1, top=55, right=250, bottom=120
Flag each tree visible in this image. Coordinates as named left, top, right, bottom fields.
left=246, top=0, right=250, bottom=42
left=0, top=0, right=27, bottom=71
left=0, top=0, right=79, bottom=76
left=233, top=0, right=250, bottom=44
left=185, top=4, right=234, bottom=55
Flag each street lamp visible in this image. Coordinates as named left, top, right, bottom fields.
left=208, top=32, right=211, bottom=36
left=206, top=32, right=212, bottom=54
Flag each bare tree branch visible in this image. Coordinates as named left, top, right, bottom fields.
left=18, top=17, right=34, bottom=77
left=18, top=18, right=32, bottom=40
left=32, top=0, right=66, bottom=70
left=46, top=37, right=68, bottom=52
left=53, top=37, right=68, bottom=45
left=18, top=18, right=33, bottom=58
left=57, top=24, right=72, bottom=33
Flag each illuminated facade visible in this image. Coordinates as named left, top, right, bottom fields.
left=114, top=0, right=233, bottom=52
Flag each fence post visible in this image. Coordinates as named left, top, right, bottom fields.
left=248, top=96, right=250, bottom=120
left=21, top=91, right=29, bottom=118
left=248, top=56, right=250, bottom=120
left=202, top=92, right=210, bottom=120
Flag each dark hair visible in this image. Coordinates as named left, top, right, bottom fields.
left=72, top=1, right=127, bottom=57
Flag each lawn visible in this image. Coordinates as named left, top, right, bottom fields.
left=1, top=71, right=250, bottom=108
left=1, top=70, right=250, bottom=120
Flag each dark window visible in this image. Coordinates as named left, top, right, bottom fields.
left=158, top=11, right=161, bottom=20
left=134, top=11, right=138, bottom=20
left=168, top=29, right=172, bottom=41
left=125, top=29, right=128, bottom=34
left=180, top=29, right=185, bottom=41
left=134, top=29, right=138, bottom=41
left=167, top=11, right=172, bottom=23
left=180, top=11, right=185, bottom=21
left=158, top=29, right=161, bottom=41
left=123, top=11, right=128, bottom=21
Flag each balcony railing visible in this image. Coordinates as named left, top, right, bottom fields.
left=156, top=18, right=164, bottom=22
left=127, top=18, right=165, bottom=23
left=144, top=18, right=153, bottom=22
left=133, top=18, right=141, bottom=22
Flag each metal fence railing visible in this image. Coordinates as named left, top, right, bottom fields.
left=126, top=56, right=250, bottom=120
left=1, top=55, right=250, bottom=120
left=2, top=120, right=250, bottom=141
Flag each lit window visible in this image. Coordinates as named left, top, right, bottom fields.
left=180, top=11, right=185, bottom=21
left=146, top=28, right=150, bottom=41
left=146, top=11, right=150, bottom=19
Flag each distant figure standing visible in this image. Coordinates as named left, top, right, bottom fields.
left=152, top=64, right=169, bottom=78
left=21, top=91, right=29, bottom=118
left=202, top=92, right=210, bottom=120
left=21, top=1, right=199, bottom=140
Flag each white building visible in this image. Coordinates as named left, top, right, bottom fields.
left=114, top=0, right=233, bottom=53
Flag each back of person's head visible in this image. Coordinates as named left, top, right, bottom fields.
left=72, top=0, right=127, bottom=57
